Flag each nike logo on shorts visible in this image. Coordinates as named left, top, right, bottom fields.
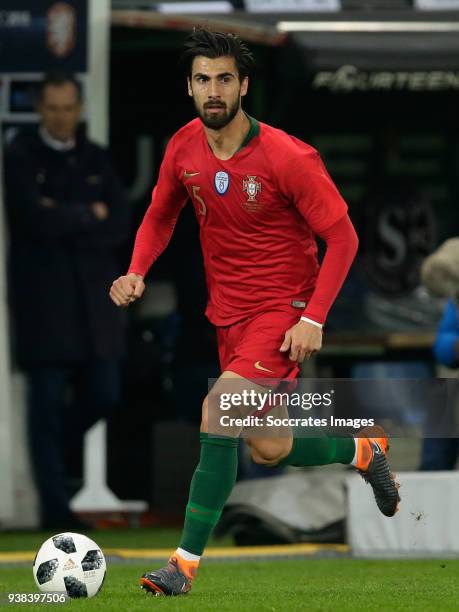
left=254, top=361, right=275, bottom=373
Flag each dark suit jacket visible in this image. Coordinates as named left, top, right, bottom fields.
left=4, top=127, right=130, bottom=367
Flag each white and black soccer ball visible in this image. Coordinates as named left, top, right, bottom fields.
left=33, top=533, right=106, bottom=598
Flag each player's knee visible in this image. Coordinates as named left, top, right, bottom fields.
left=250, top=440, right=289, bottom=466
left=200, top=396, right=209, bottom=433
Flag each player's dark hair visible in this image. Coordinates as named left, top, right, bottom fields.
left=182, top=27, right=254, bottom=82
left=38, top=72, right=82, bottom=102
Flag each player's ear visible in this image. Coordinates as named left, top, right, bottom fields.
left=240, top=76, right=249, bottom=98
left=187, top=77, right=193, bottom=97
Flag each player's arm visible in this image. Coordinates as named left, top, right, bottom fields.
left=280, top=215, right=358, bottom=361
left=110, top=139, right=188, bottom=307
left=301, top=214, right=358, bottom=326
left=278, top=150, right=358, bottom=361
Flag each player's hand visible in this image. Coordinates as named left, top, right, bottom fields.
left=110, top=273, right=145, bottom=307
left=279, top=320, right=322, bottom=362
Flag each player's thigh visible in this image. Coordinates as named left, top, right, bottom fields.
left=201, top=370, right=273, bottom=437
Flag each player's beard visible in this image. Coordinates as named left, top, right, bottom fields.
left=196, top=96, right=241, bottom=130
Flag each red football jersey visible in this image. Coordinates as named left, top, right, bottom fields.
left=128, top=117, right=348, bottom=326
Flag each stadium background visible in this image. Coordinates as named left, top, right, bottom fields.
left=109, top=3, right=459, bottom=514
left=1, top=0, right=459, bottom=584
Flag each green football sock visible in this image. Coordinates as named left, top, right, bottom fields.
left=178, top=433, right=238, bottom=556
left=278, top=431, right=355, bottom=467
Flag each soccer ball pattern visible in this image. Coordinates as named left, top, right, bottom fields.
left=35, top=559, right=59, bottom=585
left=33, top=533, right=106, bottom=598
left=52, top=534, right=77, bottom=554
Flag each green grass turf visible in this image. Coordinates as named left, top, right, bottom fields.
left=0, top=529, right=231, bottom=553
left=1, top=560, right=458, bottom=611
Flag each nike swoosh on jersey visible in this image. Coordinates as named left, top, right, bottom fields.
left=254, top=361, right=275, bottom=373
left=183, top=170, right=200, bottom=178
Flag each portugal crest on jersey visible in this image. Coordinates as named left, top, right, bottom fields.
left=243, top=175, right=262, bottom=202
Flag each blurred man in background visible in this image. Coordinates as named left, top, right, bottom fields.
left=4, top=73, right=130, bottom=529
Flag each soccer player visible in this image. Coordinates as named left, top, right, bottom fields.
left=110, top=28, right=400, bottom=596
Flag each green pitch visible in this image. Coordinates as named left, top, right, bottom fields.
left=1, top=559, right=459, bottom=611
left=0, top=529, right=458, bottom=611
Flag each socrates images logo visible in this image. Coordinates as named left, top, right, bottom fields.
left=47, top=2, right=76, bottom=58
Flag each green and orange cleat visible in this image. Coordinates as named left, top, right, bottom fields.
left=140, top=554, right=198, bottom=597
left=354, top=425, right=401, bottom=517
